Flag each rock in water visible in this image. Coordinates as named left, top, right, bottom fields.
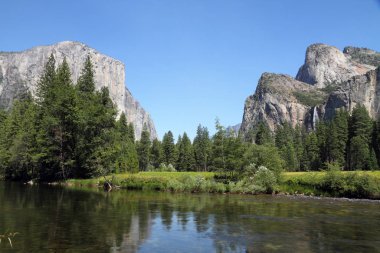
left=240, top=43, right=380, bottom=139
left=0, top=41, right=156, bottom=140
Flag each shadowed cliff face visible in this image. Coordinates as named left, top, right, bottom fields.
left=240, top=44, right=380, bottom=139
left=0, top=41, right=156, bottom=140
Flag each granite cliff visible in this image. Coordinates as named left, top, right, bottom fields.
left=0, top=41, right=156, bottom=140
left=240, top=43, right=380, bottom=139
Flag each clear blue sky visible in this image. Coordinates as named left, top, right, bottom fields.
left=1, top=0, right=380, bottom=139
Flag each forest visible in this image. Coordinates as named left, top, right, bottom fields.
left=0, top=55, right=379, bottom=183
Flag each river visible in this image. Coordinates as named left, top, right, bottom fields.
left=0, top=182, right=379, bottom=252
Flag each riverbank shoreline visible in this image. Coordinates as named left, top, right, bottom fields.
left=61, top=171, right=380, bottom=200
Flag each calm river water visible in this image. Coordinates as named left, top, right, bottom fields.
left=0, top=182, right=379, bottom=252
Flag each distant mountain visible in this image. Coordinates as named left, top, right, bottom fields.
left=0, top=41, right=156, bottom=140
left=226, top=123, right=241, bottom=137
left=240, top=43, right=380, bottom=139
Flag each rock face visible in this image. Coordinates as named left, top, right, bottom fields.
left=296, top=44, right=375, bottom=88
left=0, top=41, right=156, bottom=140
left=240, top=43, right=380, bottom=139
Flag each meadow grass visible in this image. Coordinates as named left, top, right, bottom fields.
left=280, top=171, right=380, bottom=199
left=66, top=170, right=380, bottom=199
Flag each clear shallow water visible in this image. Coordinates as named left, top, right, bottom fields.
left=0, top=182, right=379, bottom=253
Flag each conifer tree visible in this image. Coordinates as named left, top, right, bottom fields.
left=36, top=57, right=78, bottom=180
left=77, top=55, right=95, bottom=93
left=255, top=122, right=272, bottom=145
left=302, top=132, right=320, bottom=170
left=114, top=113, right=138, bottom=173
left=162, top=131, right=176, bottom=165
left=193, top=125, right=211, bottom=171
left=150, top=138, right=162, bottom=169
left=210, top=119, right=226, bottom=171
left=137, top=125, right=151, bottom=171
left=347, top=104, right=373, bottom=170
left=177, top=132, right=195, bottom=171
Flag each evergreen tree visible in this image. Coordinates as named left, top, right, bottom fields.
left=349, top=136, right=370, bottom=170
left=224, top=134, right=245, bottom=175
left=177, top=132, right=195, bottom=171
left=162, top=131, right=176, bottom=165
left=150, top=138, right=162, bottom=169
left=137, top=125, right=151, bottom=171
left=347, top=104, right=374, bottom=170
left=373, top=120, right=380, bottom=168
left=255, top=122, right=272, bottom=145
left=210, top=119, right=226, bottom=171
left=325, top=110, right=349, bottom=168
left=114, top=113, right=138, bottom=173
left=77, top=55, right=95, bottom=93
left=36, top=54, right=56, bottom=103
left=193, top=125, right=211, bottom=171
left=302, top=132, right=320, bottom=171
left=0, top=97, right=38, bottom=180
left=37, top=58, right=78, bottom=180
left=275, top=123, right=298, bottom=170
left=316, top=121, right=328, bottom=166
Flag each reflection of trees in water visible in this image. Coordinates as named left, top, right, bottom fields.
left=1, top=183, right=380, bottom=252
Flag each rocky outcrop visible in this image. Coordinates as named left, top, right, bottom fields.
left=240, top=73, right=325, bottom=134
left=0, top=41, right=156, bottom=140
left=296, top=44, right=375, bottom=88
left=240, top=43, right=380, bottom=139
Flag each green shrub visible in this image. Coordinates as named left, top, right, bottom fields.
left=229, top=166, right=277, bottom=194
left=253, top=166, right=277, bottom=193
left=293, top=91, right=325, bottom=107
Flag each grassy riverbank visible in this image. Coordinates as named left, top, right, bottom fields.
left=65, top=171, right=380, bottom=199
left=280, top=171, right=380, bottom=199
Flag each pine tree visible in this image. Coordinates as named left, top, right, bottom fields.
left=347, top=104, right=374, bottom=170
left=177, top=132, right=195, bottom=171
left=0, top=97, right=38, bottom=180
left=210, top=119, right=226, bottom=171
left=114, top=113, right=138, bottom=173
left=162, top=131, right=176, bottom=166
left=327, top=109, right=349, bottom=167
left=137, top=125, right=151, bottom=171
left=36, top=54, right=56, bottom=103
left=150, top=138, right=162, bottom=169
left=36, top=57, right=78, bottom=180
left=349, top=136, right=370, bottom=170
left=373, top=120, right=380, bottom=168
left=77, top=55, right=95, bottom=93
left=255, top=122, right=272, bottom=145
left=316, top=121, right=328, bottom=166
left=302, top=132, right=320, bottom=171
left=193, top=125, right=211, bottom=171
left=224, top=134, right=244, bottom=175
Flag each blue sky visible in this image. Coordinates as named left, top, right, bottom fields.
left=1, top=0, right=380, bottom=139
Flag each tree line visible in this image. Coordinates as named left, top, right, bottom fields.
left=0, top=55, right=379, bottom=182
left=0, top=55, right=138, bottom=181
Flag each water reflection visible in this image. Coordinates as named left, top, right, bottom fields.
left=0, top=182, right=379, bottom=252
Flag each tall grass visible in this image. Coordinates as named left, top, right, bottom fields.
left=280, top=171, right=380, bottom=199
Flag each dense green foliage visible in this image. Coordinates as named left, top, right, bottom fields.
left=0, top=55, right=138, bottom=181
left=273, top=106, right=379, bottom=171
